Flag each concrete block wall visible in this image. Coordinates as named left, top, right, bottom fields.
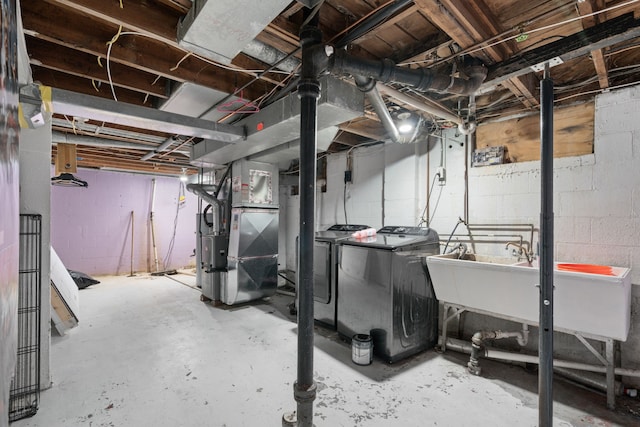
left=317, top=145, right=384, bottom=230
left=283, top=83, right=640, bottom=384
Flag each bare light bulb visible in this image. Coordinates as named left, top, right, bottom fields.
left=398, top=123, right=414, bottom=133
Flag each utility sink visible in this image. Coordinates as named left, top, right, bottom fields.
left=453, top=253, right=523, bottom=265
left=426, top=253, right=632, bottom=341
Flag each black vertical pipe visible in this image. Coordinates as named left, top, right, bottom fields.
left=539, top=64, right=554, bottom=427
left=294, top=19, right=321, bottom=427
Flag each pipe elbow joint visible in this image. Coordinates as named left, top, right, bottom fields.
left=467, top=64, right=488, bottom=81
left=450, top=64, right=488, bottom=96
left=457, top=121, right=476, bottom=135
left=354, top=75, right=376, bottom=92
left=471, top=331, right=485, bottom=346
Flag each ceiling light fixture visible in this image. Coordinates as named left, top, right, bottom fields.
left=180, top=167, right=189, bottom=182
left=393, top=108, right=419, bottom=135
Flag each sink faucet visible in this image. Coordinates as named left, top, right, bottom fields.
left=505, top=241, right=534, bottom=263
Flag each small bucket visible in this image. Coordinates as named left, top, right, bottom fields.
left=352, top=334, right=373, bottom=365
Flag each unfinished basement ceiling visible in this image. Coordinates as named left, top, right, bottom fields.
left=21, top=0, right=640, bottom=176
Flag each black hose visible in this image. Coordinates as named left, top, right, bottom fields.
left=443, top=218, right=465, bottom=254
left=202, top=204, right=213, bottom=227
left=278, top=272, right=296, bottom=286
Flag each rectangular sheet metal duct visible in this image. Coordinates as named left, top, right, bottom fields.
left=178, top=0, right=292, bottom=64
left=42, top=87, right=244, bottom=142
left=248, top=126, right=339, bottom=165
left=190, top=76, right=364, bottom=167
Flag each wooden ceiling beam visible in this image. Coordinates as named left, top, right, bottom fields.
left=67, top=148, right=190, bottom=167
left=51, top=150, right=190, bottom=175
left=43, top=0, right=178, bottom=42
left=414, top=0, right=539, bottom=107
left=577, top=0, right=610, bottom=89
left=37, top=0, right=284, bottom=89
left=154, top=0, right=191, bottom=15
left=338, top=117, right=387, bottom=141
left=26, top=36, right=168, bottom=99
left=332, top=131, right=371, bottom=147
left=281, top=2, right=305, bottom=19
left=22, top=3, right=271, bottom=102
left=352, top=5, right=421, bottom=45
left=33, top=66, right=154, bottom=107
left=267, top=16, right=301, bottom=47
left=502, top=77, right=539, bottom=109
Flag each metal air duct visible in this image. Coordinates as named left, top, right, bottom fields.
left=177, top=0, right=292, bottom=64
left=51, top=131, right=190, bottom=155
left=38, top=87, right=244, bottom=142
left=190, top=76, right=364, bottom=167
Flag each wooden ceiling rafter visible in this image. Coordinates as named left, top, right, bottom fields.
left=21, top=4, right=274, bottom=102
left=26, top=36, right=169, bottom=100
left=338, top=117, right=387, bottom=141
left=32, top=66, right=155, bottom=107
left=37, top=0, right=285, bottom=92
left=577, top=0, right=610, bottom=89
left=19, top=0, right=640, bottom=175
left=414, top=0, right=539, bottom=109
left=52, top=148, right=192, bottom=175
left=154, top=0, right=191, bottom=15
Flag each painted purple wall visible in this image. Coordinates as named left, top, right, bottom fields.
left=1, top=0, right=20, bottom=424
left=51, top=168, right=199, bottom=276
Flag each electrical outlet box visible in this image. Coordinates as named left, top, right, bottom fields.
left=344, top=170, right=352, bottom=183
left=436, top=167, right=446, bottom=185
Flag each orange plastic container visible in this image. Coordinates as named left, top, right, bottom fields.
left=556, top=263, right=614, bottom=276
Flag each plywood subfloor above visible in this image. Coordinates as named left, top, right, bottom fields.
left=476, top=102, right=594, bottom=163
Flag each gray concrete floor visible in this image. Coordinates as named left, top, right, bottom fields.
left=12, top=274, right=640, bottom=426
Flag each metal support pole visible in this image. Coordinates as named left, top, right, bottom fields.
left=606, top=338, right=615, bottom=410
left=539, top=63, right=555, bottom=427
left=286, top=17, right=321, bottom=427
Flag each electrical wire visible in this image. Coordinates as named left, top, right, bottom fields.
left=400, top=0, right=639, bottom=67
left=104, top=30, right=295, bottom=102
left=464, top=0, right=640, bottom=58
left=419, top=172, right=441, bottom=227
left=343, top=179, right=349, bottom=224
left=555, top=80, right=640, bottom=103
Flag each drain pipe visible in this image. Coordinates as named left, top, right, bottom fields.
left=468, top=326, right=530, bottom=375
left=326, top=48, right=487, bottom=96
left=354, top=76, right=400, bottom=143
left=445, top=337, right=640, bottom=378
left=539, top=63, right=555, bottom=427
left=554, top=367, right=624, bottom=396
left=283, top=17, right=321, bottom=427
